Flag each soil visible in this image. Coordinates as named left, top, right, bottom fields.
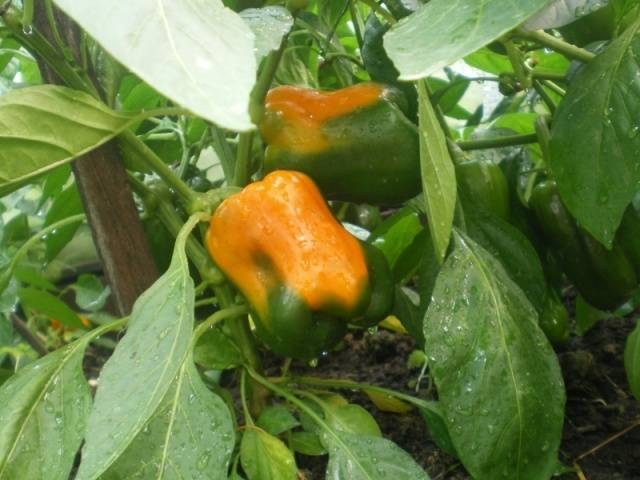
left=262, top=313, right=640, bottom=480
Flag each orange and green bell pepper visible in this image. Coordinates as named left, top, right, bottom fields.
left=530, top=180, right=640, bottom=310
left=206, top=171, right=393, bottom=359
left=259, top=83, right=421, bottom=205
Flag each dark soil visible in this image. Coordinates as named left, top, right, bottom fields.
left=263, top=314, right=640, bottom=480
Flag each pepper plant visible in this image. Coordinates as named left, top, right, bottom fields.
left=0, top=0, right=639, bottom=479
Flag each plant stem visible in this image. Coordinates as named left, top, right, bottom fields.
left=349, top=0, right=364, bottom=52
left=503, top=38, right=531, bottom=88
left=191, top=305, right=250, bottom=343
left=541, top=79, right=566, bottom=96
left=10, top=313, right=48, bottom=356
left=2, top=6, right=96, bottom=95
left=127, top=174, right=225, bottom=285
left=358, top=0, right=396, bottom=24
left=232, top=132, right=254, bottom=187
left=532, top=80, right=557, bottom=113
left=241, top=369, right=255, bottom=425
left=457, top=133, right=538, bottom=151
left=120, top=130, right=197, bottom=207
left=515, top=28, right=596, bottom=63
left=286, top=376, right=441, bottom=411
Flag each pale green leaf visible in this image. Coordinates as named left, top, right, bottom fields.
left=76, top=225, right=195, bottom=479
left=0, top=340, right=92, bottom=480
left=325, top=432, right=431, bottom=480
left=241, top=6, right=293, bottom=63
left=424, top=232, right=565, bottom=480
left=52, top=0, right=256, bottom=131
left=384, top=0, right=551, bottom=80
left=241, top=429, right=298, bottom=480
left=417, top=81, right=456, bottom=264
left=0, top=85, right=135, bottom=197
left=101, top=360, right=235, bottom=480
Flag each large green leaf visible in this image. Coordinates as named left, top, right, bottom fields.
left=240, top=7, right=293, bottom=63
left=52, top=0, right=256, bottom=131
left=325, top=432, right=431, bottom=479
left=417, top=81, right=456, bottom=264
left=550, top=19, right=640, bottom=247
left=0, top=339, right=92, bottom=480
left=101, top=360, right=235, bottom=480
left=625, top=320, right=640, bottom=400
left=76, top=222, right=196, bottom=479
left=384, top=0, right=551, bottom=80
left=424, top=232, right=565, bottom=480
left=0, top=86, right=135, bottom=197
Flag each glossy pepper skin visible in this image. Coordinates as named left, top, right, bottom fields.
left=539, top=288, right=570, bottom=345
left=530, top=180, right=640, bottom=310
left=456, top=160, right=510, bottom=220
left=206, top=171, right=393, bottom=359
left=259, top=83, right=421, bottom=205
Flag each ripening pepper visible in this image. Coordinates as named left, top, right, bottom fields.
left=259, top=83, right=421, bottom=205
left=530, top=180, right=640, bottom=310
left=206, top=170, right=393, bottom=359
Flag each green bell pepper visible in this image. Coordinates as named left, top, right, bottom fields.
left=530, top=180, right=640, bottom=310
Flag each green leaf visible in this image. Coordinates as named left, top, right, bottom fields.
left=624, top=319, right=640, bottom=400
left=52, top=0, right=257, bottom=131
left=0, top=339, right=92, bottom=480
left=18, top=287, right=84, bottom=329
left=417, top=81, right=456, bottom=264
left=76, top=223, right=196, bottom=479
left=393, top=286, right=424, bottom=347
left=384, top=0, right=551, bottom=80
left=240, top=7, right=293, bottom=63
left=256, top=405, right=300, bottom=436
left=424, top=232, right=565, bottom=480
left=418, top=402, right=457, bottom=456
left=575, top=294, right=610, bottom=335
left=44, top=184, right=84, bottom=261
left=100, top=360, right=235, bottom=480
left=325, top=432, right=431, bottom=479
left=369, top=208, right=423, bottom=273
left=14, top=267, right=58, bottom=292
left=55, top=0, right=256, bottom=131
left=194, top=327, right=243, bottom=371
left=550, top=19, right=640, bottom=247
left=70, top=274, right=111, bottom=312
left=0, top=86, right=135, bottom=197
left=464, top=204, right=547, bottom=314
left=289, top=431, right=326, bottom=456
left=240, top=429, right=298, bottom=480
left=465, top=47, right=513, bottom=75
left=322, top=404, right=382, bottom=438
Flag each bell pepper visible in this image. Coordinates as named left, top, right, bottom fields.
left=456, top=159, right=510, bottom=220
left=530, top=180, right=640, bottom=310
left=259, top=83, right=421, bottom=205
left=539, top=288, right=570, bottom=345
left=206, top=171, right=393, bottom=359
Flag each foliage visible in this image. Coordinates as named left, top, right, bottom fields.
left=0, top=0, right=639, bottom=479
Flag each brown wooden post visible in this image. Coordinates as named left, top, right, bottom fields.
left=32, top=5, right=158, bottom=315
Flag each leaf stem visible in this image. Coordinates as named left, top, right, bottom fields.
left=358, top=0, right=396, bottom=24
left=515, top=28, right=596, bottom=63
left=278, top=375, right=442, bottom=413
left=241, top=369, right=255, bottom=426
left=457, top=133, right=538, bottom=151
left=120, top=130, right=198, bottom=208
